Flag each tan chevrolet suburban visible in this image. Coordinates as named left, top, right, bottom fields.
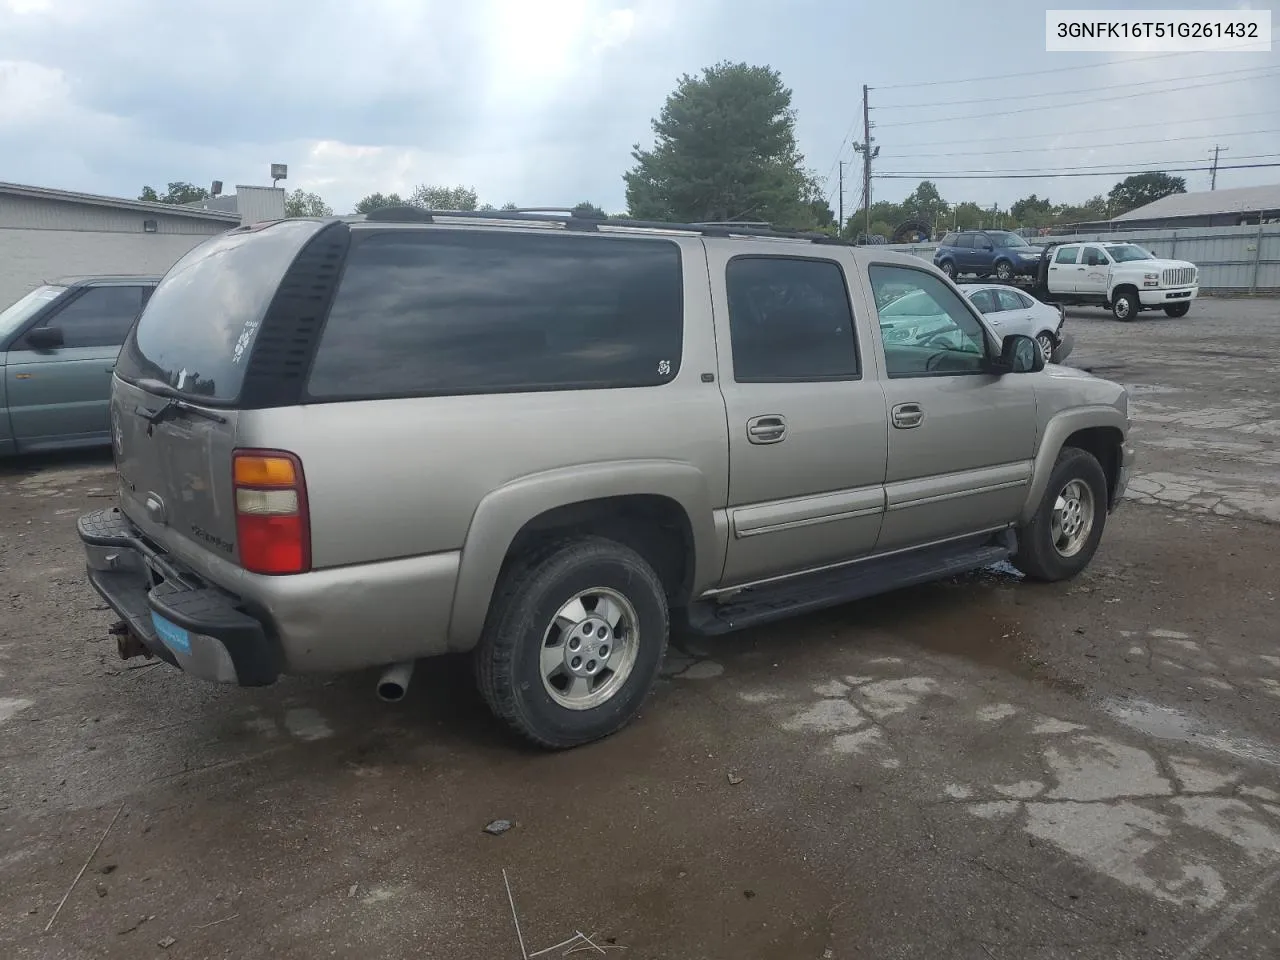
left=77, top=208, right=1134, bottom=749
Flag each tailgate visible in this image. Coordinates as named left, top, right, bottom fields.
left=112, top=377, right=242, bottom=570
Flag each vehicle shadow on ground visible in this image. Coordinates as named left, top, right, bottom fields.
left=0, top=447, right=113, bottom=479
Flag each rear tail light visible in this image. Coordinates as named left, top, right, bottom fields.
left=232, top=449, right=310, bottom=575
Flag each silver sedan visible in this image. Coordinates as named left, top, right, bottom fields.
left=958, top=283, right=1072, bottom=364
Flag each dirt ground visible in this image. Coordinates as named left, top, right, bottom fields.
left=2, top=297, right=1279, bottom=960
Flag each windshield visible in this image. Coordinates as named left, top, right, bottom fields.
left=1104, top=244, right=1155, bottom=262
left=990, top=232, right=1029, bottom=249
left=0, top=285, right=66, bottom=340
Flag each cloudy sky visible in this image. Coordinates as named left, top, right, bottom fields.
left=1, top=0, right=1276, bottom=216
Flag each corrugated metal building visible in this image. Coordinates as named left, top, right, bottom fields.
left=1064, top=183, right=1280, bottom=233
left=0, top=182, right=285, bottom=308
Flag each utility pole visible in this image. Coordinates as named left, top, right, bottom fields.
left=851, top=85, right=878, bottom=239
left=838, top=161, right=844, bottom=231
left=1209, top=145, right=1228, bottom=190
left=862, top=84, right=872, bottom=239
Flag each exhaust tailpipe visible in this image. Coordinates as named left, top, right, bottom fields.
left=376, top=661, right=414, bottom=703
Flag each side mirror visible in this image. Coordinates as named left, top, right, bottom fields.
left=26, top=326, right=65, bottom=350
left=994, top=334, right=1044, bottom=374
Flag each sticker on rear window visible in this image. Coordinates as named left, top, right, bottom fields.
left=232, top=318, right=261, bottom=364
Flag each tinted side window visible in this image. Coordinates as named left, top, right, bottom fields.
left=940, top=233, right=958, bottom=246
left=306, top=231, right=684, bottom=399
left=1083, top=245, right=1106, bottom=265
left=1055, top=246, right=1079, bottom=265
left=39, top=286, right=145, bottom=348
left=871, top=265, right=989, bottom=378
left=1014, top=291, right=1035, bottom=309
left=725, top=257, right=859, bottom=382
left=967, top=290, right=999, bottom=314
left=955, top=234, right=975, bottom=249
left=996, top=289, right=1026, bottom=312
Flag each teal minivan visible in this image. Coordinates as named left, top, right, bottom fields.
left=0, top=276, right=159, bottom=455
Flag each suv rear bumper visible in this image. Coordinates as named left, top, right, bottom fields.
left=78, top=508, right=282, bottom=686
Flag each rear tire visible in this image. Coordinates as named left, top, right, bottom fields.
left=474, top=536, right=669, bottom=749
left=1112, top=289, right=1139, bottom=322
left=1164, top=302, right=1190, bottom=318
left=1012, top=447, right=1109, bottom=583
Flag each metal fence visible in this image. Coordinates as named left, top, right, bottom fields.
left=883, top=223, right=1280, bottom=293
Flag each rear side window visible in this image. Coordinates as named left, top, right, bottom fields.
left=305, top=230, right=684, bottom=399
left=116, top=219, right=327, bottom=401
left=1055, top=246, right=1079, bottom=265
left=725, top=256, right=859, bottom=382
left=955, top=234, right=975, bottom=249
left=940, top=233, right=958, bottom=246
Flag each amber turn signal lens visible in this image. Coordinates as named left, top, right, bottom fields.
left=233, top=455, right=297, bottom=487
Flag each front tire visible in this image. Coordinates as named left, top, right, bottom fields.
left=1164, top=302, right=1190, bottom=318
left=1035, top=331, right=1055, bottom=364
left=1012, top=447, right=1109, bottom=582
left=995, top=260, right=1014, bottom=282
left=474, top=536, right=669, bottom=749
left=940, top=260, right=956, bottom=279
left=1112, top=289, right=1139, bottom=322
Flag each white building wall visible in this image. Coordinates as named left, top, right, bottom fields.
left=0, top=195, right=234, bottom=307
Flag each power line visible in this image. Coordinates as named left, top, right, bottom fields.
left=873, top=161, right=1280, bottom=180
left=876, top=64, right=1277, bottom=110
left=881, top=128, right=1280, bottom=161
left=882, top=110, right=1279, bottom=150
left=879, top=152, right=1280, bottom=176
left=874, top=34, right=1275, bottom=90
left=874, top=69, right=1280, bottom=129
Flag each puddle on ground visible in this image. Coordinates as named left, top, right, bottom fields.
left=798, top=577, right=1085, bottom=698
left=1102, top=696, right=1280, bottom=769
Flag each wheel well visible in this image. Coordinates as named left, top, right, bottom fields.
left=1111, top=283, right=1139, bottom=301
left=502, top=495, right=696, bottom=605
left=1063, top=427, right=1124, bottom=502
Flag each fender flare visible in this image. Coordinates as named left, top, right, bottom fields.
left=447, top=460, right=722, bottom=650
left=1019, top=407, right=1128, bottom=524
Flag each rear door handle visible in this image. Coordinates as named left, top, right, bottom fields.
left=891, top=403, right=924, bottom=429
left=746, top=415, right=787, bottom=444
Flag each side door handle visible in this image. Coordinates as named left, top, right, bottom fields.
left=891, top=403, right=924, bottom=429
left=746, top=415, right=787, bottom=445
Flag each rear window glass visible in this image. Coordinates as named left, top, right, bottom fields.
left=305, top=230, right=684, bottom=399
left=115, top=220, right=325, bottom=401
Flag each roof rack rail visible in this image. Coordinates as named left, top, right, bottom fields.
left=358, top=206, right=853, bottom=245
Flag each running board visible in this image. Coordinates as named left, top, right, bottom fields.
left=685, top=531, right=1015, bottom=636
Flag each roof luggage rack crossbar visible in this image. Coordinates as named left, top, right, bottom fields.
left=360, top=206, right=853, bottom=245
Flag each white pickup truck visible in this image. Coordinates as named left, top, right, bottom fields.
left=1031, top=241, right=1198, bottom=322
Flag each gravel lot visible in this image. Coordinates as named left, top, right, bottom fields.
left=2, top=297, right=1279, bottom=960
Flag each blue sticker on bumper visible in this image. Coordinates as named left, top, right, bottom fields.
left=151, top=612, right=191, bottom=655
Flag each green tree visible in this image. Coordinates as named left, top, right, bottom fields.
left=284, top=189, right=333, bottom=218
left=139, top=181, right=210, bottom=205
left=1010, top=193, right=1053, bottom=225
left=409, top=184, right=479, bottom=211
left=899, top=180, right=949, bottom=226
left=571, top=201, right=607, bottom=219
left=353, top=192, right=406, bottom=214
left=624, top=61, right=812, bottom=227
left=500, top=202, right=520, bottom=211
left=1107, top=172, right=1186, bottom=216
left=1054, top=194, right=1109, bottom=225
left=950, top=202, right=987, bottom=230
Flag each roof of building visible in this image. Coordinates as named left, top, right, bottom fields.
left=1115, top=183, right=1280, bottom=221
left=0, top=181, right=241, bottom=223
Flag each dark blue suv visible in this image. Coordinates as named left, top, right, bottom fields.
left=933, top=230, right=1045, bottom=282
